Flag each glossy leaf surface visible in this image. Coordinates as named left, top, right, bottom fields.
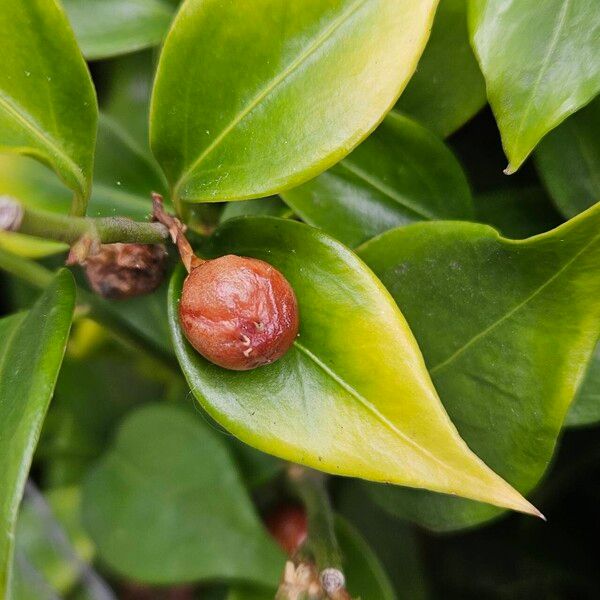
left=535, top=98, right=600, bottom=218
left=469, top=0, right=600, bottom=172
left=170, top=217, right=537, bottom=515
left=566, top=342, right=600, bottom=427
left=282, top=113, right=473, bottom=248
left=63, top=0, right=173, bottom=60
left=0, top=0, right=97, bottom=214
left=150, top=0, right=438, bottom=203
left=281, top=114, right=473, bottom=247
left=82, top=404, right=284, bottom=586
left=358, top=204, right=600, bottom=530
left=396, top=0, right=486, bottom=137
left=0, top=271, right=76, bottom=596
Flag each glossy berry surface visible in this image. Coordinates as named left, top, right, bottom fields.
left=265, top=505, right=308, bottom=555
left=179, top=255, right=299, bottom=370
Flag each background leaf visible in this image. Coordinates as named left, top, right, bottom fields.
left=0, top=270, right=76, bottom=596
left=63, top=0, right=173, bottom=60
left=335, top=515, right=395, bottom=600
left=150, top=0, right=438, bottom=204
left=170, top=217, right=537, bottom=515
left=81, top=404, right=284, bottom=586
left=396, top=0, right=486, bottom=138
left=0, top=0, right=97, bottom=214
left=469, top=0, right=600, bottom=172
left=566, top=342, right=600, bottom=427
left=473, top=186, right=563, bottom=239
left=358, top=203, right=600, bottom=530
left=282, top=112, right=473, bottom=248
left=535, top=97, right=600, bottom=218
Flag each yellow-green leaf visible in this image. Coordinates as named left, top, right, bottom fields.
left=169, top=217, right=539, bottom=516
left=150, top=0, right=439, bottom=204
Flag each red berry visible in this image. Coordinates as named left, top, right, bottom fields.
left=179, top=255, right=299, bottom=371
left=265, top=505, right=308, bottom=555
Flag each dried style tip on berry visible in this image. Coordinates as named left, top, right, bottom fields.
left=84, top=242, right=168, bottom=300
left=266, top=505, right=308, bottom=555
left=151, top=193, right=299, bottom=371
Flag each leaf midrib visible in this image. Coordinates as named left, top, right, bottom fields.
left=173, top=0, right=368, bottom=197
left=293, top=339, right=489, bottom=484
left=509, top=0, right=571, bottom=160
left=430, top=230, right=600, bottom=375
left=0, top=91, right=85, bottom=195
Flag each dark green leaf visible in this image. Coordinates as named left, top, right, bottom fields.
left=566, top=341, right=600, bottom=427
left=0, top=270, right=76, bottom=595
left=82, top=404, right=284, bottom=586
left=358, top=203, right=600, bottom=530
left=170, top=217, right=537, bottom=515
left=282, top=112, right=473, bottom=248
left=469, top=0, right=600, bottom=172
left=535, top=98, right=600, bottom=218
left=0, top=0, right=97, bottom=214
left=473, top=186, right=563, bottom=239
left=335, top=515, right=395, bottom=600
left=396, top=0, right=486, bottom=137
left=63, top=0, right=173, bottom=60
left=150, top=0, right=438, bottom=203
left=220, top=198, right=293, bottom=223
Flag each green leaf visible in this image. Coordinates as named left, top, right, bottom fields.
left=0, top=270, right=76, bottom=597
left=335, top=515, right=395, bottom=600
left=357, top=203, right=600, bottom=530
left=150, top=0, right=439, bottom=204
left=281, top=112, right=473, bottom=248
left=0, top=0, right=97, bottom=215
left=63, top=0, right=173, bottom=60
left=535, top=98, right=600, bottom=218
left=81, top=404, right=284, bottom=586
left=221, top=198, right=293, bottom=223
left=566, top=341, right=600, bottom=427
left=38, top=352, right=165, bottom=487
left=170, top=217, right=538, bottom=516
left=473, top=186, right=563, bottom=239
left=469, top=0, right=600, bottom=173
left=101, top=51, right=155, bottom=147
left=396, top=0, right=486, bottom=138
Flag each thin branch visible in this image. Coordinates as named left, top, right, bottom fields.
left=0, top=196, right=168, bottom=246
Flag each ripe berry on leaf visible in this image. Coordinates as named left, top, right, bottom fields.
left=180, top=254, right=299, bottom=370
left=152, top=193, right=299, bottom=371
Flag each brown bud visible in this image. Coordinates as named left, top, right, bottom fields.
left=179, top=254, right=299, bottom=370
left=84, top=242, right=168, bottom=300
left=266, top=504, right=308, bottom=555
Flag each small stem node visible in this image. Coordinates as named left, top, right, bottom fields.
left=151, top=192, right=204, bottom=272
